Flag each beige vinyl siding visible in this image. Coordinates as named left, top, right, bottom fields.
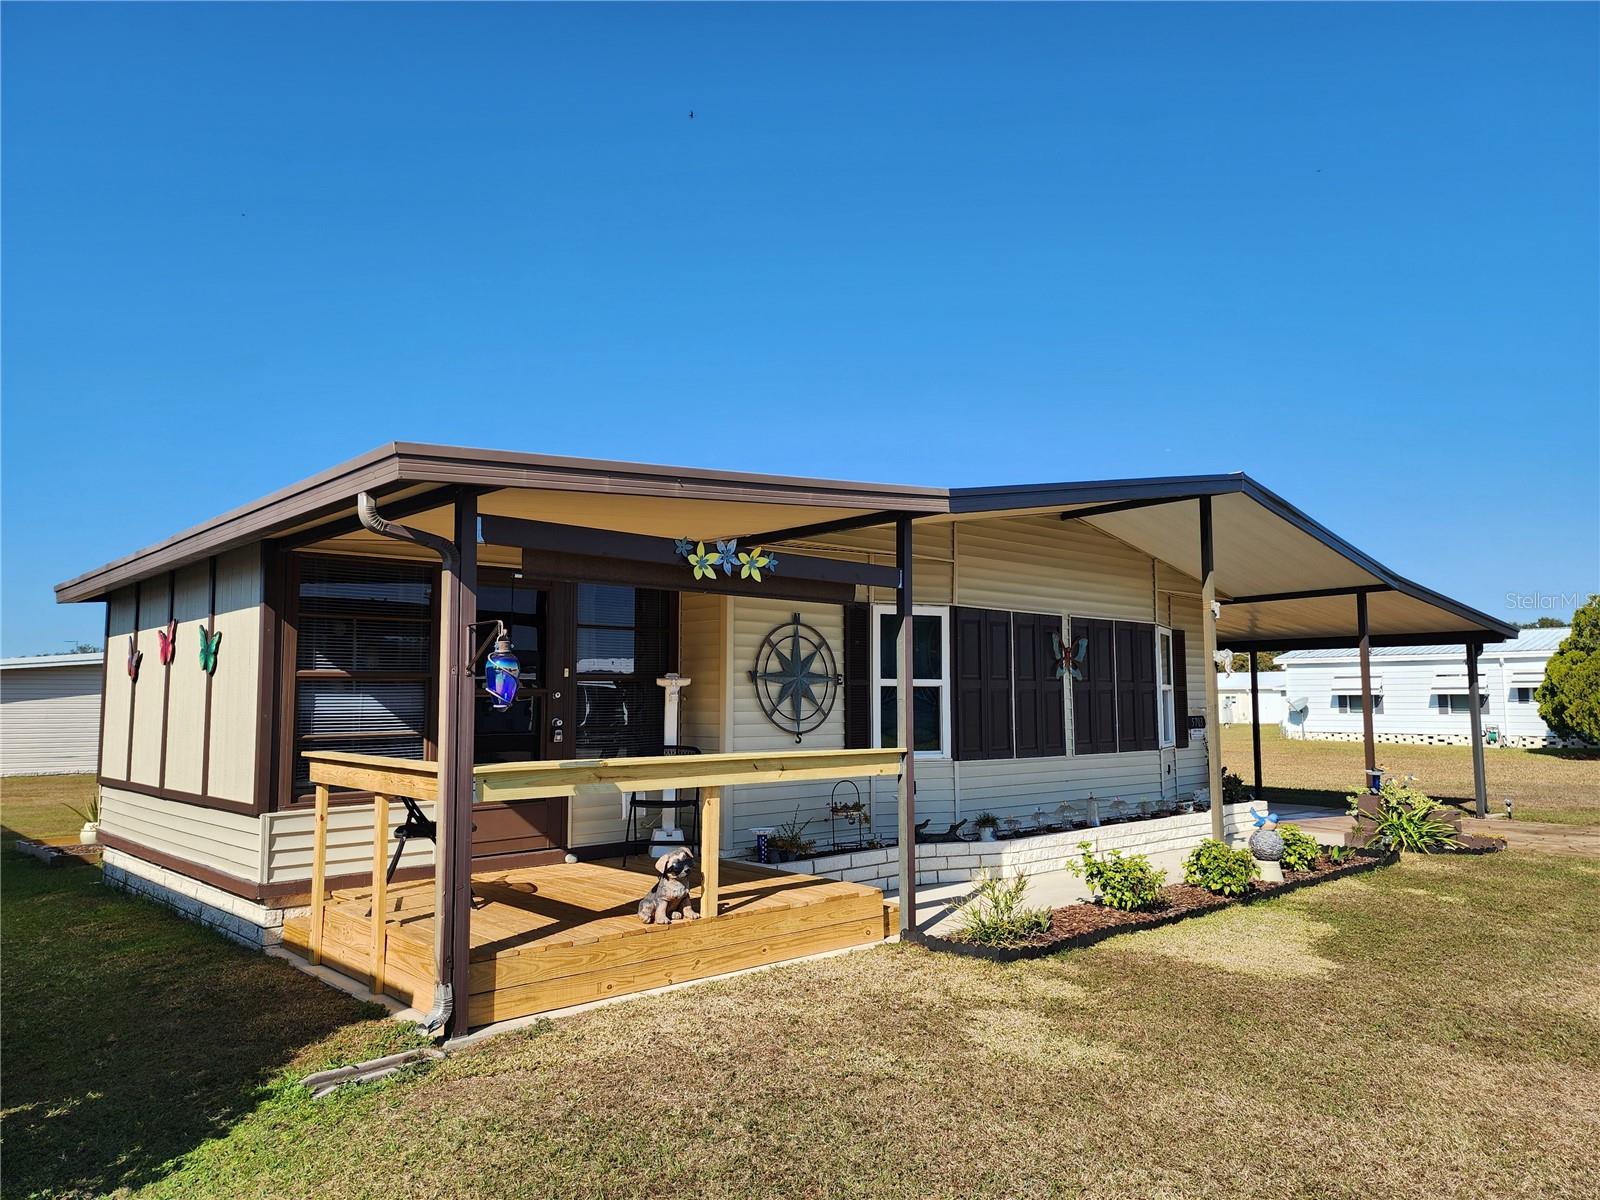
left=957, top=515, right=1156, bottom=620
left=163, top=562, right=213, bottom=794
left=101, top=588, right=136, bottom=776
left=676, top=592, right=725, bottom=754
left=0, top=662, right=102, bottom=775
left=100, top=785, right=262, bottom=882
left=129, top=573, right=171, bottom=786
left=262, top=802, right=435, bottom=886
left=780, top=522, right=955, bottom=606
left=206, top=547, right=263, bottom=805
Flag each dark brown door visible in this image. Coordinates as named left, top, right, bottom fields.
left=471, top=572, right=573, bottom=864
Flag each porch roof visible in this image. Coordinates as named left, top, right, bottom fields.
left=54, top=443, right=1515, bottom=647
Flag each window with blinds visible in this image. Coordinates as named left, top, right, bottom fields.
left=573, top=584, right=671, bottom=758
left=291, top=555, right=435, bottom=794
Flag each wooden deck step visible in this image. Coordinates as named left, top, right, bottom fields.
left=279, top=859, right=895, bottom=1027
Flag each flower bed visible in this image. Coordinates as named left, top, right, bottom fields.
left=916, top=849, right=1395, bottom=963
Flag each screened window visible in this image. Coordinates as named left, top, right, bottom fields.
left=871, top=606, right=950, bottom=756
left=574, top=584, right=671, bottom=758
left=291, top=555, right=434, bottom=794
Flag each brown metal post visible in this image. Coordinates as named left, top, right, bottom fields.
left=1356, top=592, right=1377, bottom=791
left=1466, top=642, right=1488, bottom=818
left=436, top=495, right=478, bottom=1037
left=894, top=515, right=917, bottom=934
left=1249, top=650, right=1263, bottom=806
left=1199, top=497, right=1224, bottom=840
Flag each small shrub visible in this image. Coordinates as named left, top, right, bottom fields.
left=973, top=811, right=999, bottom=829
left=1277, top=823, right=1319, bottom=872
left=1349, top=780, right=1459, bottom=854
left=1221, top=769, right=1250, bottom=805
left=1067, top=842, right=1166, bottom=911
left=1183, top=838, right=1259, bottom=897
left=1324, top=843, right=1352, bottom=866
left=953, top=872, right=1052, bottom=947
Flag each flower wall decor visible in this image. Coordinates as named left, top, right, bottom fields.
left=674, top=537, right=779, bottom=584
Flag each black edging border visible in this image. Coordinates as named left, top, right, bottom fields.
left=907, top=850, right=1400, bottom=964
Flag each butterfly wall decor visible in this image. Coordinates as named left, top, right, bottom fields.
left=197, top=626, right=222, bottom=676
left=126, top=634, right=143, bottom=681
left=157, top=619, right=178, bottom=666
left=1050, top=631, right=1090, bottom=681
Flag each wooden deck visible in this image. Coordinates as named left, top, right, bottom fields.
left=282, top=858, right=896, bottom=1026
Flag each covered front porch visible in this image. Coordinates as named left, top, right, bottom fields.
left=282, top=746, right=904, bottom=1028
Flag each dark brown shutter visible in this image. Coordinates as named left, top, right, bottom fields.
left=953, top=607, right=985, bottom=760
left=1120, top=624, right=1158, bottom=755
left=842, top=602, right=871, bottom=749
left=1014, top=613, right=1065, bottom=758
left=982, top=610, right=1014, bottom=758
left=953, top=607, right=1013, bottom=760
left=1173, top=629, right=1190, bottom=748
left=1072, top=617, right=1117, bottom=755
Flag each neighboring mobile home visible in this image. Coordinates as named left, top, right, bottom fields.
left=0, top=652, right=104, bottom=776
left=55, top=444, right=1515, bottom=1034
left=1216, top=670, right=1288, bottom=726
left=1277, top=628, right=1573, bottom=748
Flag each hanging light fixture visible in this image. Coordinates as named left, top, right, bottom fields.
left=468, top=620, right=522, bottom=711
left=483, top=628, right=522, bottom=710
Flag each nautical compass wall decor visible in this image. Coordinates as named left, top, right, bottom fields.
left=749, top=614, right=842, bottom=742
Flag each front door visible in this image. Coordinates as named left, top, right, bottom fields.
left=471, top=572, right=575, bottom=864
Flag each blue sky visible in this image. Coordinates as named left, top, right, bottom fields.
left=3, top=2, right=1596, bottom=655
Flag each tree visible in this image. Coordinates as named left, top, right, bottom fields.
left=1220, top=650, right=1279, bottom=673
left=1536, top=595, right=1600, bottom=744
left=1518, top=617, right=1568, bottom=629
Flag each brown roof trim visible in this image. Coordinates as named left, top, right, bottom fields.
left=55, top=446, right=411, bottom=602
left=56, top=442, right=947, bottom=603
left=391, top=441, right=946, bottom=505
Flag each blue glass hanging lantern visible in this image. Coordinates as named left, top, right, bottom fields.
left=484, top=631, right=521, bottom=710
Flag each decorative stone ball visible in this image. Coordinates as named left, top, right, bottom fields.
left=1248, top=828, right=1285, bottom=862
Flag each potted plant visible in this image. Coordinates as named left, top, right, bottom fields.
left=67, top=792, right=101, bottom=846
left=767, top=811, right=815, bottom=864
left=974, top=812, right=1000, bottom=842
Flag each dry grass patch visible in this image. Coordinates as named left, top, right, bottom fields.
left=1126, top=906, right=1342, bottom=978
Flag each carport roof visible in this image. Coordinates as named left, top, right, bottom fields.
left=54, top=445, right=1515, bottom=647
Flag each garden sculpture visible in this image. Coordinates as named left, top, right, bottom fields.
left=638, top=848, right=700, bottom=924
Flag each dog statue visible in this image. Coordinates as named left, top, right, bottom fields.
left=638, top=847, right=700, bottom=925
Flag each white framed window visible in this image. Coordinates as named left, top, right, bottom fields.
left=1512, top=687, right=1536, bottom=704
left=1438, top=693, right=1488, bottom=714
left=1157, top=626, right=1176, bottom=748
left=870, top=605, right=951, bottom=758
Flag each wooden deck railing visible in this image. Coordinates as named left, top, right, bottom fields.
left=301, top=747, right=905, bottom=991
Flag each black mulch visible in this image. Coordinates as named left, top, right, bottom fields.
left=913, top=850, right=1395, bottom=963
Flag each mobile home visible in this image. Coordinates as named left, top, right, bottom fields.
left=55, top=444, right=1515, bottom=1033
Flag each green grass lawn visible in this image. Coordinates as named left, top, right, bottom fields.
left=4, top=774, right=1598, bottom=1199
left=1222, top=724, right=1600, bottom=826
left=0, top=774, right=98, bottom=847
